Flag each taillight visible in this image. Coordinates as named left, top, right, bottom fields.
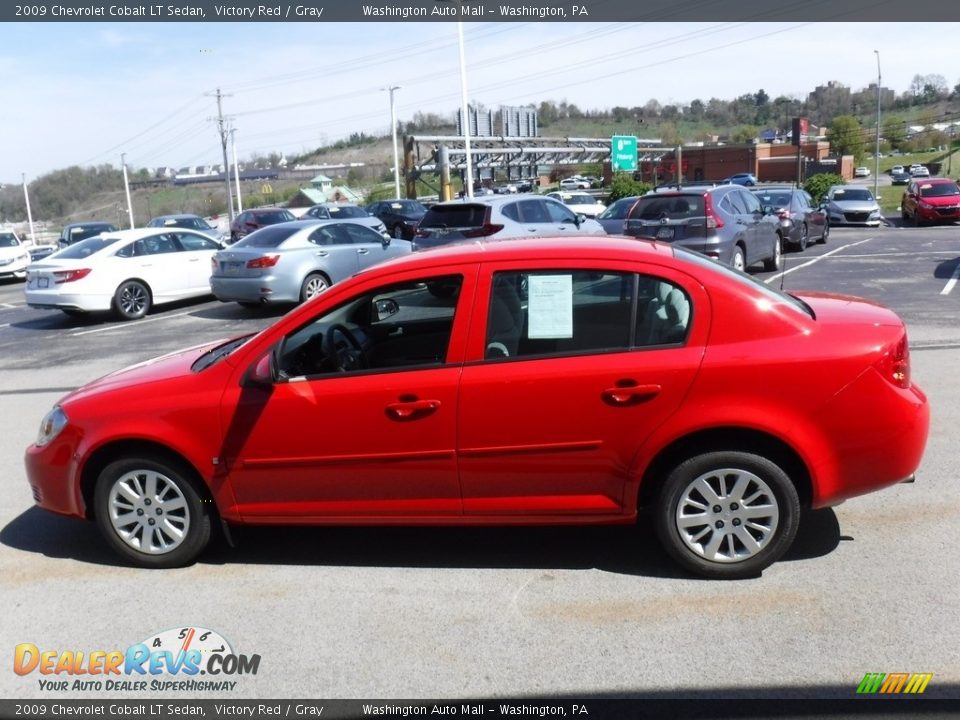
left=704, top=193, right=724, bottom=229
left=462, top=223, right=504, bottom=238
left=245, top=255, right=280, bottom=269
left=776, top=209, right=790, bottom=220
left=53, top=268, right=92, bottom=284
left=878, top=333, right=911, bottom=389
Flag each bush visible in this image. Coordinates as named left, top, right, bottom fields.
left=804, top=173, right=844, bottom=205
left=607, top=173, right=651, bottom=202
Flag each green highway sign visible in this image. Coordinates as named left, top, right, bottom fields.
left=611, top=135, right=638, bottom=172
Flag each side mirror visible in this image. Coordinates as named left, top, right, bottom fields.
left=576, top=214, right=586, bottom=227
left=374, top=298, right=399, bottom=321
left=762, top=205, right=773, bottom=215
left=243, top=350, right=277, bottom=387
left=381, top=235, right=391, bottom=248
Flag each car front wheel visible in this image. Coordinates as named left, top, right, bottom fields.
left=654, top=451, right=800, bottom=579
left=114, top=280, right=151, bottom=320
left=93, top=456, right=212, bottom=568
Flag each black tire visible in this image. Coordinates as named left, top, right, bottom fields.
left=654, top=451, right=800, bottom=579
left=299, top=273, right=330, bottom=304
left=113, top=280, right=151, bottom=320
left=796, top=223, right=809, bottom=252
left=764, top=235, right=783, bottom=272
left=93, top=456, right=212, bottom=568
left=731, top=245, right=746, bottom=272
left=818, top=221, right=829, bottom=244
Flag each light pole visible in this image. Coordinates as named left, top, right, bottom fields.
left=121, top=152, right=135, bottom=228
left=231, top=127, right=243, bottom=212
left=383, top=86, right=402, bottom=199
left=22, top=173, right=35, bottom=244
left=874, top=50, right=881, bottom=200
left=457, top=21, right=474, bottom=199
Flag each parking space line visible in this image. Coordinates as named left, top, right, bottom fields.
left=0, top=302, right=19, bottom=308
left=70, top=310, right=195, bottom=337
left=765, top=238, right=874, bottom=284
left=940, top=262, right=960, bottom=296
left=833, top=251, right=960, bottom=259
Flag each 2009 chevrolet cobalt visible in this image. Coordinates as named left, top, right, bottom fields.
left=25, top=237, right=929, bottom=578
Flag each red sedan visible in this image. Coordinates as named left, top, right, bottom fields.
left=901, top=177, right=960, bottom=225
left=24, top=237, right=929, bottom=579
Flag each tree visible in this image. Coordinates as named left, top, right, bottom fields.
left=828, top=115, right=865, bottom=158
left=687, top=99, right=705, bottom=122
left=608, top=173, right=650, bottom=202
left=804, top=173, right=844, bottom=205
left=882, top=116, right=907, bottom=149
left=732, top=125, right=759, bottom=144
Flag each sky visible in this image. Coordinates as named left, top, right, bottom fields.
left=2, top=21, right=956, bottom=181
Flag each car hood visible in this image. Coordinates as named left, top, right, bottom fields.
left=828, top=200, right=878, bottom=210
left=0, top=246, right=29, bottom=260
left=917, top=194, right=960, bottom=206
left=60, top=339, right=231, bottom=405
left=793, top=291, right=902, bottom=327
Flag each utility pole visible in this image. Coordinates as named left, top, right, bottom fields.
left=874, top=50, right=881, bottom=200
left=121, top=152, right=135, bottom=228
left=231, top=127, right=243, bottom=212
left=208, top=88, right=236, bottom=223
left=22, top=173, right=35, bottom=244
left=383, top=86, right=402, bottom=199
left=456, top=21, right=473, bottom=199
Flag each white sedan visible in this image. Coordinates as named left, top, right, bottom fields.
left=546, top=191, right=607, bottom=218
left=25, top=228, right=223, bottom=320
left=0, top=231, right=32, bottom=280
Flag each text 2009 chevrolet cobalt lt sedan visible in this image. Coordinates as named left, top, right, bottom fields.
left=25, top=237, right=928, bottom=578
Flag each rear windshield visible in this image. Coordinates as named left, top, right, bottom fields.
left=753, top=192, right=792, bottom=208
left=326, top=206, right=368, bottom=218
left=255, top=210, right=295, bottom=223
left=599, top=198, right=638, bottom=220
left=234, top=226, right=300, bottom=248
left=55, top=237, right=120, bottom=258
left=420, top=204, right=487, bottom=228
left=631, top=195, right=704, bottom=220
left=167, top=217, right=210, bottom=230
left=919, top=182, right=960, bottom=197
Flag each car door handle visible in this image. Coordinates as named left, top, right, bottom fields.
left=601, top=383, right=661, bottom=406
left=386, top=398, right=441, bottom=420
left=188, top=258, right=200, bottom=262
left=357, top=248, right=369, bottom=255
left=315, top=251, right=328, bottom=257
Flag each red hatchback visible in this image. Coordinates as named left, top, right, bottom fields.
left=901, top=177, right=960, bottom=225
left=24, top=237, right=929, bottom=578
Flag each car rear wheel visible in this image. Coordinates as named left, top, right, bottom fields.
left=818, top=221, right=829, bottom=244
left=114, top=280, right=151, bottom=320
left=93, top=456, right=211, bottom=568
left=299, top=273, right=330, bottom=303
left=796, top=224, right=809, bottom=251
left=654, top=451, right=800, bottom=579
left=764, top=235, right=783, bottom=271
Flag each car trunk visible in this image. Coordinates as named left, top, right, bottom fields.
left=624, top=194, right=711, bottom=253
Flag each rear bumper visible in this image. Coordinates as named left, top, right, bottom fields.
left=211, top=276, right=297, bottom=304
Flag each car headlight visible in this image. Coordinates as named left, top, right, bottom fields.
left=36, top=406, right=68, bottom=447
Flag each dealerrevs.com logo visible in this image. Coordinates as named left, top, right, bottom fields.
left=14, top=627, right=260, bottom=692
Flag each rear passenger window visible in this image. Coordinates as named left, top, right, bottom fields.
left=517, top=200, right=550, bottom=224
left=484, top=271, right=691, bottom=361
left=309, top=225, right=348, bottom=246
left=501, top=203, right=520, bottom=222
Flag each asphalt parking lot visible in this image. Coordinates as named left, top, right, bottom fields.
left=1, top=225, right=959, bottom=700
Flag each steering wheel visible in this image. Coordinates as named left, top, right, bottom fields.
left=323, top=323, right=367, bottom=372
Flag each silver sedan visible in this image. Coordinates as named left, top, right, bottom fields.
left=210, top=220, right=411, bottom=307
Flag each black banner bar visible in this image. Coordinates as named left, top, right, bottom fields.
left=0, top=0, right=955, bottom=23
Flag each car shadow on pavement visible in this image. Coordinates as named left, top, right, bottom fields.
left=934, top=257, right=960, bottom=279
left=1, top=506, right=841, bottom=578
left=189, top=303, right=289, bottom=321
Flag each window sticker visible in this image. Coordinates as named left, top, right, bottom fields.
left=528, top=275, right=573, bottom=339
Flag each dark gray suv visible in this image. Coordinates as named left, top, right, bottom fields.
left=624, top=185, right=781, bottom=272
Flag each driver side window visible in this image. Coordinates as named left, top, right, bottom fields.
left=277, top=275, right=464, bottom=379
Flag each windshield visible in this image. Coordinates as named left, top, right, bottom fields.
left=671, top=245, right=813, bottom=318
left=754, top=192, right=792, bottom=208
left=255, top=210, right=295, bottom=223
left=564, top=194, right=595, bottom=205
left=919, top=182, right=960, bottom=198
left=52, top=237, right=120, bottom=259
left=170, top=217, right=211, bottom=230
left=830, top=188, right=874, bottom=202
left=233, top=226, right=300, bottom=248
left=389, top=201, right=427, bottom=217
left=0, top=233, right=20, bottom=247
left=66, top=225, right=114, bottom=242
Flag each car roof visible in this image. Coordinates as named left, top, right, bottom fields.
left=914, top=177, right=955, bottom=184
left=151, top=213, right=203, bottom=220
left=246, top=207, right=291, bottom=214
left=64, top=221, right=114, bottom=229
left=428, top=195, right=553, bottom=208
left=97, top=227, right=215, bottom=242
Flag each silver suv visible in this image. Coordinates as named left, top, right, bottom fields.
left=414, top=195, right=605, bottom=250
left=624, top=185, right=782, bottom=272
